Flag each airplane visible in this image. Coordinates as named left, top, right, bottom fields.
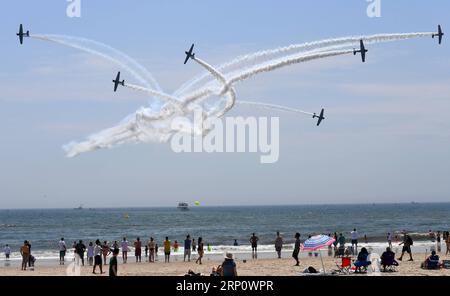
left=184, top=44, right=195, bottom=64
left=16, top=24, right=30, bottom=45
left=353, top=39, right=368, bottom=63
left=312, top=108, right=325, bottom=126
left=432, top=25, right=444, bottom=45
left=112, top=71, right=125, bottom=92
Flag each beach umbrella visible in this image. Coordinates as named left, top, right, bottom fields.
left=301, top=235, right=335, bottom=273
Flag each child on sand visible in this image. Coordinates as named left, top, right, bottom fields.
left=192, top=238, right=197, bottom=252
left=173, top=240, right=179, bottom=253
left=109, top=248, right=119, bottom=276
left=3, top=244, right=11, bottom=261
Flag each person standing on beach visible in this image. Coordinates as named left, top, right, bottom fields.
left=184, top=235, right=192, bottom=262
left=26, top=241, right=32, bottom=267
left=192, top=238, right=196, bottom=252
left=109, top=248, right=119, bottom=276
left=75, top=240, right=86, bottom=266
left=112, top=241, right=119, bottom=250
left=387, top=233, right=393, bottom=248
left=72, top=241, right=77, bottom=261
left=445, top=231, right=450, bottom=255
left=87, top=242, right=94, bottom=266
left=4, top=244, right=11, bottom=261
left=250, top=233, right=259, bottom=259
left=121, top=237, right=129, bottom=263
left=173, top=240, right=179, bottom=253
left=275, top=232, right=283, bottom=259
left=20, top=240, right=30, bottom=271
left=101, top=241, right=111, bottom=265
left=196, top=237, right=204, bottom=265
left=436, top=231, right=441, bottom=252
left=148, top=237, right=155, bottom=262
left=292, top=233, right=301, bottom=266
left=134, top=237, right=142, bottom=263
left=351, top=228, right=359, bottom=255
left=398, top=233, right=414, bottom=261
left=429, top=230, right=436, bottom=242
left=164, top=237, right=171, bottom=263
left=145, top=244, right=148, bottom=261
left=233, top=239, right=238, bottom=246
left=58, top=238, right=66, bottom=265
left=93, top=239, right=103, bottom=274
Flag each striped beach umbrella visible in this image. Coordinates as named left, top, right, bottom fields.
left=301, top=235, right=335, bottom=252
left=301, top=235, right=335, bottom=273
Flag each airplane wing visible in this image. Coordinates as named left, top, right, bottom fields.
left=18, top=24, right=23, bottom=44
left=360, top=40, right=366, bottom=62
left=113, top=72, right=121, bottom=92
left=184, top=55, right=190, bottom=65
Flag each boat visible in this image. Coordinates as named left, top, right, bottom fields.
left=177, top=202, right=189, bottom=210
left=73, top=204, right=84, bottom=210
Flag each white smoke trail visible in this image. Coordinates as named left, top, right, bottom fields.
left=227, top=49, right=354, bottom=85
left=191, top=56, right=237, bottom=118
left=62, top=32, right=435, bottom=157
left=175, top=32, right=434, bottom=96
left=236, top=101, right=315, bottom=116
left=191, top=56, right=316, bottom=119
left=124, top=83, right=182, bottom=107
left=193, top=57, right=228, bottom=86
left=181, top=49, right=354, bottom=107
left=31, top=34, right=162, bottom=92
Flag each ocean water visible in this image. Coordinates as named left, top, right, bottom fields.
left=0, top=203, right=449, bottom=261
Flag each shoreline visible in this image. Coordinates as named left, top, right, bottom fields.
left=1, top=252, right=449, bottom=276
left=1, top=240, right=446, bottom=265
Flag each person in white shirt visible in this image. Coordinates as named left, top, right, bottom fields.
left=87, top=242, right=95, bottom=266
left=4, top=244, right=11, bottom=260
left=351, top=228, right=359, bottom=255
left=93, top=239, right=104, bottom=274
left=58, top=238, right=67, bottom=265
left=387, top=232, right=393, bottom=248
left=121, top=237, right=129, bottom=263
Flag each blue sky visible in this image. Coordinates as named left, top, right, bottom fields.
left=0, top=0, right=449, bottom=208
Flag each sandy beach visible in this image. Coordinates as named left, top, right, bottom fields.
left=1, top=252, right=449, bottom=276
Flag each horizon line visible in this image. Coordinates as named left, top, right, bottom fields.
left=1, top=201, right=449, bottom=211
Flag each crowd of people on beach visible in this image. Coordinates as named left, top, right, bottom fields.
left=3, top=228, right=450, bottom=275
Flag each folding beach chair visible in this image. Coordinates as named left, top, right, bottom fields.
left=334, top=256, right=352, bottom=274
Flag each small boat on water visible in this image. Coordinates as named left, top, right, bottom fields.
left=73, top=204, right=84, bottom=210
left=177, top=202, right=189, bottom=210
